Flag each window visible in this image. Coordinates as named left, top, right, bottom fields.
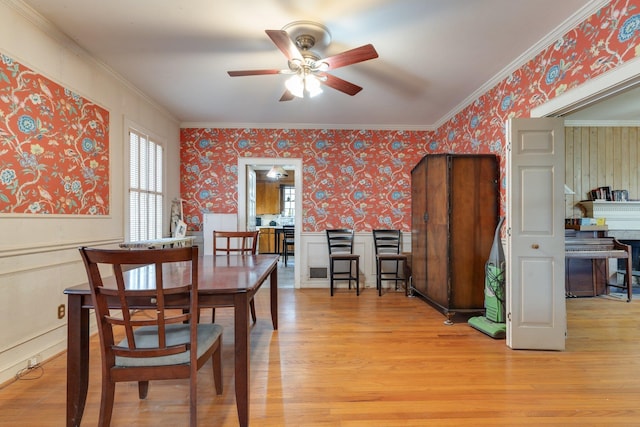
left=129, top=128, right=163, bottom=241
left=281, top=185, right=295, bottom=217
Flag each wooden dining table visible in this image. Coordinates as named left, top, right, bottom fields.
left=64, top=253, right=279, bottom=427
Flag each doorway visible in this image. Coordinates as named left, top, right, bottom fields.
left=515, top=58, right=640, bottom=349
left=238, top=157, right=303, bottom=289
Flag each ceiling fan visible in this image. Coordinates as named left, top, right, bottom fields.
left=227, top=21, right=378, bottom=101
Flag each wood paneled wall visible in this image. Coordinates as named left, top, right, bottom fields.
left=565, top=126, right=640, bottom=217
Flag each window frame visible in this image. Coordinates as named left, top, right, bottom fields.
left=281, top=185, right=295, bottom=217
left=127, top=125, right=165, bottom=242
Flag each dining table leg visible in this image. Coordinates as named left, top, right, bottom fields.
left=270, top=265, right=278, bottom=330
left=234, top=292, right=250, bottom=427
left=66, top=294, right=89, bottom=427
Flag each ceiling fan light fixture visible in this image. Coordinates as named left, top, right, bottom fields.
left=267, top=165, right=288, bottom=179
left=305, top=74, right=323, bottom=97
left=227, top=21, right=377, bottom=101
left=285, top=73, right=322, bottom=99
left=285, top=74, right=304, bottom=98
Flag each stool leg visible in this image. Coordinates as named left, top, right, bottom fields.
left=356, top=259, right=360, bottom=296
left=330, top=260, right=334, bottom=296
left=377, top=258, right=382, bottom=297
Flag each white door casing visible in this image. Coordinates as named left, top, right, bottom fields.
left=247, top=167, right=257, bottom=230
left=238, top=157, right=303, bottom=289
left=506, top=117, right=566, bottom=350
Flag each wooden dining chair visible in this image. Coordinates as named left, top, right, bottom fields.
left=373, top=229, right=409, bottom=296
left=326, top=229, right=360, bottom=296
left=212, top=230, right=259, bottom=323
left=213, top=230, right=259, bottom=255
left=78, top=245, right=223, bottom=427
left=282, top=225, right=295, bottom=267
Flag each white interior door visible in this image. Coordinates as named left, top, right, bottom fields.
left=506, top=117, right=566, bottom=350
left=247, top=167, right=257, bottom=230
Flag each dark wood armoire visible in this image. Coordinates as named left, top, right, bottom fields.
left=411, top=154, right=499, bottom=321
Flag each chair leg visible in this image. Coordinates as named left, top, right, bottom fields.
left=98, top=378, right=116, bottom=427
left=212, top=341, right=223, bottom=395
left=189, top=370, right=197, bottom=427
left=394, top=260, right=400, bottom=290
left=355, top=259, right=360, bottom=296
left=330, top=260, right=334, bottom=296
left=138, top=380, right=149, bottom=399
left=377, top=259, right=382, bottom=296
left=250, top=299, right=257, bottom=323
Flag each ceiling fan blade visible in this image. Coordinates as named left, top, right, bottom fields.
left=227, top=69, right=283, bottom=77
left=279, top=90, right=296, bottom=102
left=319, top=73, right=363, bottom=96
left=320, top=44, right=379, bottom=70
left=265, top=29, right=303, bottom=61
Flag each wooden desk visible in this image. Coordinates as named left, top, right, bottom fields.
left=64, top=254, right=279, bottom=427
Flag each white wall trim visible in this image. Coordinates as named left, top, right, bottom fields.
left=238, top=157, right=303, bottom=288
left=0, top=238, right=121, bottom=259
left=180, top=122, right=436, bottom=132
left=299, top=231, right=411, bottom=290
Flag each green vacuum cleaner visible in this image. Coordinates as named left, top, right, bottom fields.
left=468, top=217, right=507, bottom=339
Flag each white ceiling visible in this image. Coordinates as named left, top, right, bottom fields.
left=18, top=0, right=608, bottom=129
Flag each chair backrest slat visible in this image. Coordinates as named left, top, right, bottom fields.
left=283, top=225, right=295, bottom=241
left=326, top=229, right=355, bottom=254
left=79, top=246, right=198, bottom=361
left=373, top=229, right=402, bottom=255
left=213, top=230, right=259, bottom=255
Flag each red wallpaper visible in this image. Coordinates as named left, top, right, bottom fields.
left=0, top=53, right=109, bottom=215
left=181, top=0, right=640, bottom=232
left=180, top=128, right=436, bottom=232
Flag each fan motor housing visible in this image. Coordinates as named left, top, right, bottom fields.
left=282, top=21, right=331, bottom=53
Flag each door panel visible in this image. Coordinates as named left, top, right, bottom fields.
left=507, top=117, right=566, bottom=350
left=411, top=158, right=428, bottom=296
left=425, top=156, right=448, bottom=305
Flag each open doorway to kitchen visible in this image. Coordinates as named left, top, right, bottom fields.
left=238, top=157, right=303, bottom=289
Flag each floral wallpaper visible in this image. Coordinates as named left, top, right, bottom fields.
left=0, top=53, right=109, bottom=215
left=181, top=0, right=640, bottom=233
left=181, top=128, right=431, bottom=232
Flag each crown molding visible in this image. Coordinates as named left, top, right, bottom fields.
left=432, top=0, right=610, bottom=130
left=179, top=122, right=436, bottom=132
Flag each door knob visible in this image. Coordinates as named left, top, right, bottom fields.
left=531, top=244, right=539, bottom=249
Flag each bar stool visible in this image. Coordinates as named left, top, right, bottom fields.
left=373, top=229, right=410, bottom=296
left=326, top=229, right=360, bottom=296
left=282, top=225, right=295, bottom=266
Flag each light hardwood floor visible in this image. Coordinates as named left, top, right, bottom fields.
left=1, top=287, right=640, bottom=426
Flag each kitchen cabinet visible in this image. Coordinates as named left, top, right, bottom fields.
left=258, top=227, right=275, bottom=253
left=411, top=154, right=499, bottom=321
left=256, top=182, right=280, bottom=214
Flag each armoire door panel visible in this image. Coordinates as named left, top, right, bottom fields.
left=411, top=154, right=499, bottom=320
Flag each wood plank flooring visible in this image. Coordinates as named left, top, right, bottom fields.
left=1, top=288, right=640, bottom=426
